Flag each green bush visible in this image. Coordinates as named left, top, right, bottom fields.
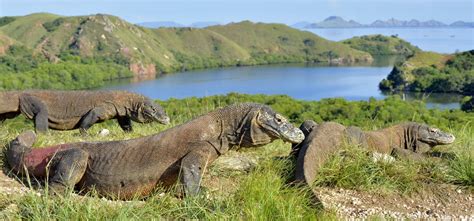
left=42, top=18, right=65, bottom=32
left=160, top=93, right=473, bottom=130
left=461, top=96, right=474, bottom=112
left=0, top=16, right=16, bottom=27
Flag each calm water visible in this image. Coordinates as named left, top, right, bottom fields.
left=103, top=63, right=462, bottom=109
left=103, top=28, right=472, bottom=109
left=307, top=28, right=474, bottom=53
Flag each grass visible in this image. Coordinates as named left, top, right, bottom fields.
left=0, top=95, right=472, bottom=219
left=403, top=51, right=449, bottom=72
left=313, top=125, right=473, bottom=194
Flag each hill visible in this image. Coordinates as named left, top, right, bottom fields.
left=379, top=50, right=474, bottom=94
left=0, top=13, right=373, bottom=90
left=207, top=21, right=372, bottom=64
left=341, top=34, right=421, bottom=56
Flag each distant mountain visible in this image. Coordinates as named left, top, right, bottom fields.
left=137, top=21, right=184, bottom=28
left=450, top=21, right=474, bottom=28
left=370, top=18, right=447, bottom=28
left=191, top=22, right=220, bottom=28
left=307, top=16, right=362, bottom=28
left=305, top=16, right=473, bottom=28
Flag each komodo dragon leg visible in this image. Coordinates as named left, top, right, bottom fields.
left=391, top=148, right=427, bottom=161
left=20, top=95, right=49, bottom=133
left=180, top=143, right=219, bottom=196
left=48, top=148, right=89, bottom=194
left=117, top=116, right=133, bottom=132
left=79, top=107, right=108, bottom=134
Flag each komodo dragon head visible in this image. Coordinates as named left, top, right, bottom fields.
left=299, top=120, right=318, bottom=137
left=403, top=122, right=455, bottom=152
left=132, top=99, right=170, bottom=125
left=230, top=103, right=305, bottom=147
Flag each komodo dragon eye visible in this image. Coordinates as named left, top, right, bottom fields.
left=275, top=114, right=286, bottom=124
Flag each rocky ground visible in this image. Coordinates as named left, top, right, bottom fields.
left=315, top=185, right=473, bottom=220
left=1, top=154, right=473, bottom=220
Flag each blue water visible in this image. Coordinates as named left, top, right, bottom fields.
left=103, top=63, right=462, bottom=109
left=105, top=64, right=391, bottom=101
left=306, top=28, right=474, bottom=53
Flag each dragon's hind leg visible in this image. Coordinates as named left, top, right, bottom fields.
left=49, top=148, right=89, bottom=194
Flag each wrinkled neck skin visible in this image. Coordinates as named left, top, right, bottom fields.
left=127, top=95, right=148, bottom=122
left=380, top=124, right=428, bottom=153
left=207, top=104, right=276, bottom=154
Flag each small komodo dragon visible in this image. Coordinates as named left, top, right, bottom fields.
left=293, top=121, right=455, bottom=195
left=6, top=103, right=305, bottom=199
left=0, top=90, right=170, bottom=133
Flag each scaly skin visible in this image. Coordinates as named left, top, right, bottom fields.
left=0, top=90, right=170, bottom=133
left=6, top=103, right=305, bottom=199
left=293, top=121, right=455, bottom=205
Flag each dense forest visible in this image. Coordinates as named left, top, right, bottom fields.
left=0, top=45, right=133, bottom=89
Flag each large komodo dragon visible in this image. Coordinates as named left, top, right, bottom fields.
left=293, top=121, right=455, bottom=190
left=0, top=90, right=170, bottom=133
left=6, top=103, right=305, bottom=199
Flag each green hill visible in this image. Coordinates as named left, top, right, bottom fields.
left=341, top=34, right=420, bottom=56
left=0, top=14, right=373, bottom=90
left=208, top=21, right=371, bottom=64
left=379, top=50, right=474, bottom=94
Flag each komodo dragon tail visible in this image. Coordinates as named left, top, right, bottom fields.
left=5, top=131, right=36, bottom=174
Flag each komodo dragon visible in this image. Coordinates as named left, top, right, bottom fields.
left=0, top=90, right=170, bottom=133
left=293, top=121, right=455, bottom=190
left=6, top=103, right=305, bottom=199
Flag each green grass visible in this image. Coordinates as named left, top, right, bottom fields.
left=403, top=51, right=449, bottom=72
left=313, top=128, right=474, bottom=194
left=0, top=94, right=472, bottom=219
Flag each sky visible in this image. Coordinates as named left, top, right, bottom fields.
left=1, top=0, right=473, bottom=25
